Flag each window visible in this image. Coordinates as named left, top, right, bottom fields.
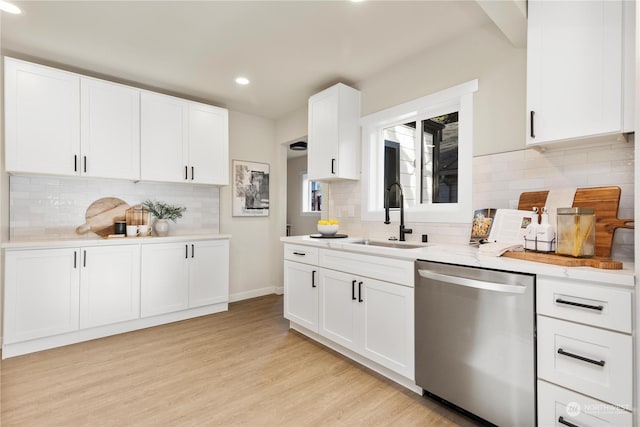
left=301, top=172, right=322, bottom=214
left=361, top=80, right=477, bottom=223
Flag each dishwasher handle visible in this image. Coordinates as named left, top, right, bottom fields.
left=418, top=269, right=527, bottom=294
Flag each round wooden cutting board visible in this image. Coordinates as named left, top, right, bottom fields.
left=76, top=197, right=130, bottom=238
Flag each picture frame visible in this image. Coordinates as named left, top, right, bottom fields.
left=232, top=160, right=270, bottom=217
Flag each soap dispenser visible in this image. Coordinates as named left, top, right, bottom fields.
left=524, top=207, right=538, bottom=250
left=536, top=207, right=555, bottom=252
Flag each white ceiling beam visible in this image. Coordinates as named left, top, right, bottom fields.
left=476, top=0, right=527, bottom=48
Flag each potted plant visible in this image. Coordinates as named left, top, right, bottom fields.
left=142, top=200, right=187, bottom=237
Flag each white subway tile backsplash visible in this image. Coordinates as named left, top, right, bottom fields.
left=9, top=176, right=220, bottom=240
left=325, top=141, right=633, bottom=258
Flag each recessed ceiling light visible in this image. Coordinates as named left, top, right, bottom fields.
left=235, top=77, right=250, bottom=85
left=0, top=1, right=21, bottom=14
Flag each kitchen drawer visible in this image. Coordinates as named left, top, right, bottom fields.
left=284, top=244, right=319, bottom=265
left=537, top=276, right=632, bottom=333
left=538, top=315, right=632, bottom=407
left=538, top=380, right=632, bottom=427
left=319, top=249, right=413, bottom=287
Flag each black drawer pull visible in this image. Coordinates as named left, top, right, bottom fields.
left=558, top=416, right=581, bottom=427
left=312, top=270, right=316, bottom=288
left=555, top=298, right=604, bottom=311
left=191, top=166, right=195, bottom=181
left=292, top=252, right=306, bottom=256
left=83, top=156, right=87, bottom=173
left=74, top=155, right=78, bottom=172
left=331, top=158, right=336, bottom=174
left=352, top=280, right=356, bottom=300
left=557, top=348, right=605, bottom=367
left=185, top=166, right=188, bottom=180
left=358, top=281, right=363, bottom=302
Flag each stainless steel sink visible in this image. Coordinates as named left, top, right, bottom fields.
left=351, top=240, right=425, bottom=249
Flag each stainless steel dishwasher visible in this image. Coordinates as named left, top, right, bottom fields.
left=415, top=260, right=536, bottom=426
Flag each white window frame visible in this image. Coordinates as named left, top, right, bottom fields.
left=361, top=79, right=478, bottom=223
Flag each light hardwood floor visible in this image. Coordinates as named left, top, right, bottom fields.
left=1, top=295, right=480, bottom=426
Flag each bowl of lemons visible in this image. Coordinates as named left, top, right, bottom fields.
left=317, top=219, right=339, bottom=236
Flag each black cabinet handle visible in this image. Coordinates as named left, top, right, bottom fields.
left=555, top=298, right=604, bottom=311
left=530, top=110, right=535, bottom=138
left=83, top=250, right=87, bottom=267
left=558, top=416, right=581, bottom=427
left=185, top=244, right=188, bottom=259
left=312, top=270, right=317, bottom=288
left=358, top=281, right=363, bottom=302
left=191, top=166, right=195, bottom=181
left=74, top=155, right=78, bottom=172
left=557, top=348, right=605, bottom=367
left=292, top=252, right=306, bottom=256
left=185, top=166, right=188, bottom=180
left=352, top=280, right=356, bottom=300
left=191, top=244, right=195, bottom=258
left=83, top=156, right=87, bottom=173
left=73, top=251, right=77, bottom=269
left=331, top=158, right=336, bottom=174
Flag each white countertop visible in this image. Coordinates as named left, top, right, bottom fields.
left=281, top=235, right=635, bottom=288
left=3, top=233, right=232, bottom=250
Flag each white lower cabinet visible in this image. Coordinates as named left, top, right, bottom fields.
left=283, top=244, right=414, bottom=382
left=4, top=248, right=80, bottom=344
left=141, top=240, right=229, bottom=317
left=3, top=238, right=230, bottom=358
left=79, top=245, right=141, bottom=329
left=318, top=267, right=414, bottom=378
left=4, top=245, right=140, bottom=343
left=536, top=276, right=633, bottom=425
left=284, top=260, right=318, bottom=332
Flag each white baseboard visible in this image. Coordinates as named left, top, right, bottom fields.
left=229, top=286, right=281, bottom=303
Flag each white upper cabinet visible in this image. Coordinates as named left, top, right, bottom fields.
left=141, top=92, right=229, bottom=185
left=141, top=91, right=188, bottom=183
left=5, top=57, right=228, bottom=185
left=526, top=0, right=634, bottom=145
left=4, top=57, right=81, bottom=176
left=81, top=77, right=140, bottom=180
left=308, top=83, right=361, bottom=181
left=188, top=102, right=229, bottom=185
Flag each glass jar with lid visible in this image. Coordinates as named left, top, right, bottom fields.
left=556, top=207, right=595, bottom=258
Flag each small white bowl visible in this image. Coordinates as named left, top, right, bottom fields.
left=317, top=224, right=339, bottom=236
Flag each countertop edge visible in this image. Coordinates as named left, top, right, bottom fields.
left=2, top=234, right=232, bottom=250
left=281, top=236, right=635, bottom=288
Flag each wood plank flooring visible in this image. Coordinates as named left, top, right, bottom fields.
left=1, top=295, right=479, bottom=426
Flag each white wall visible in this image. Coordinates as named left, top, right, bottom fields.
left=220, top=111, right=283, bottom=301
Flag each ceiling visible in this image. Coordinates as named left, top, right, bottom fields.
left=1, top=1, right=501, bottom=122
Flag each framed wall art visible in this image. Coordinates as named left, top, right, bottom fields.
left=232, top=160, right=270, bottom=217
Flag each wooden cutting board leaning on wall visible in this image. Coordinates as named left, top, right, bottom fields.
left=502, top=186, right=634, bottom=269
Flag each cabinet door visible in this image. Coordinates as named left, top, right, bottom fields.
left=187, top=102, right=229, bottom=185
left=284, top=260, right=319, bottom=333
left=140, top=91, right=189, bottom=183
left=308, top=88, right=339, bottom=180
left=527, top=0, right=623, bottom=144
left=188, top=240, right=229, bottom=308
left=360, top=279, right=414, bottom=378
left=4, top=248, right=80, bottom=343
left=80, top=77, right=140, bottom=179
left=4, top=57, right=80, bottom=176
left=318, top=268, right=358, bottom=351
left=141, top=243, right=189, bottom=317
left=79, top=245, right=141, bottom=329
